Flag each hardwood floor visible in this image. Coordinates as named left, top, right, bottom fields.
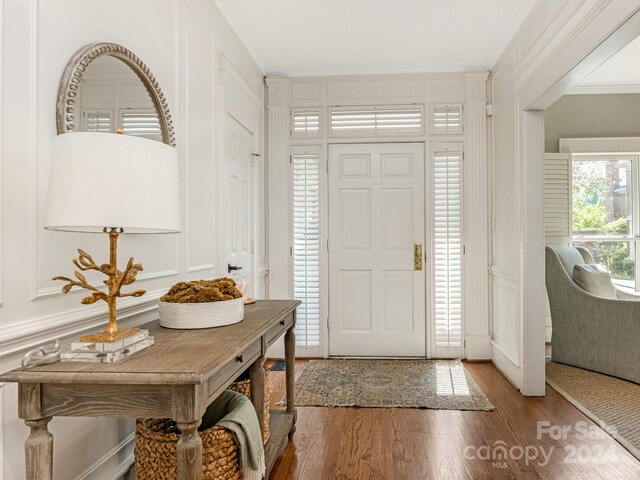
left=267, top=360, right=640, bottom=480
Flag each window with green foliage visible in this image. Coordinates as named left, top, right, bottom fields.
left=572, top=155, right=637, bottom=288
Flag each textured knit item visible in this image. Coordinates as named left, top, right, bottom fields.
left=202, top=390, right=265, bottom=480
left=228, top=372, right=270, bottom=445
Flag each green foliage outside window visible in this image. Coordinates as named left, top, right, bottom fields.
left=589, top=242, right=634, bottom=281
left=572, top=160, right=633, bottom=281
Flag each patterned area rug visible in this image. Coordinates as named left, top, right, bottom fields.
left=546, top=362, right=640, bottom=460
left=287, top=359, right=494, bottom=410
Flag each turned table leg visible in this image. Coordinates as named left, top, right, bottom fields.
left=25, top=417, right=53, bottom=480
left=176, top=420, right=202, bottom=480
left=285, top=317, right=297, bottom=438
left=249, top=355, right=266, bottom=438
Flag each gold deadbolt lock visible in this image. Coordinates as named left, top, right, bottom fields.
left=414, top=243, right=423, bottom=271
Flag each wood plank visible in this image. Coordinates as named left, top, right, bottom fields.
left=265, top=410, right=295, bottom=477
left=0, top=300, right=300, bottom=385
left=266, top=360, right=640, bottom=480
left=40, top=383, right=173, bottom=418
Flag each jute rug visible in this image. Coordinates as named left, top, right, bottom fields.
left=286, top=359, right=494, bottom=410
left=546, top=362, right=640, bottom=460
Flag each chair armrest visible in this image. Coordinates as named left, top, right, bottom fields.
left=615, top=288, right=640, bottom=301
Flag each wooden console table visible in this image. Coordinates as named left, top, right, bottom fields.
left=0, top=299, right=300, bottom=480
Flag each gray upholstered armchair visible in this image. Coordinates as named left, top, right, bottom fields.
left=545, top=246, right=639, bottom=383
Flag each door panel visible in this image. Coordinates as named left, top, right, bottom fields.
left=329, top=143, right=426, bottom=356
left=224, top=115, right=253, bottom=287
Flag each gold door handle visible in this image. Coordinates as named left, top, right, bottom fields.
left=414, top=243, right=423, bottom=271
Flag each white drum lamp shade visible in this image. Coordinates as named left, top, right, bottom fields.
left=45, top=133, right=180, bottom=233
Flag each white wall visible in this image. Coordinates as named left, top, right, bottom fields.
left=545, top=93, right=640, bottom=152
left=0, top=1, right=264, bottom=478
left=490, top=0, right=640, bottom=394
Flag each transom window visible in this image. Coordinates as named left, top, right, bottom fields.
left=329, top=105, right=423, bottom=137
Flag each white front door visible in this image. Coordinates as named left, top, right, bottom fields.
left=223, top=115, right=254, bottom=290
left=328, top=143, right=426, bottom=356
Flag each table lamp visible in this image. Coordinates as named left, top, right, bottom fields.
left=45, top=132, right=180, bottom=359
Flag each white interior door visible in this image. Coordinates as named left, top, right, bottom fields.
left=224, top=115, right=254, bottom=289
left=329, top=143, right=426, bottom=356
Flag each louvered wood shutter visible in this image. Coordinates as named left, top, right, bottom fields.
left=329, top=105, right=422, bottom=137
left=292, top=108, right=320, bottom=138
left=431, top=104, right=463, bottom=135
left=83, top=110, right=112, bottom=133
left=292, top=149, right=321, bottom=347
left=433, top=145, right=463, bottom=353
left=121, top=109, right=162, bottom=142
left=544, top=153, right=571, bottom=245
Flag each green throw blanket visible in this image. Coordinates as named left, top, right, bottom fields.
left=201, top=390, right=265, bottom=480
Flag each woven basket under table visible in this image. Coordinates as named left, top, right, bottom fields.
left=135, top=418, right=241, bottom=480
left=135, top=370, right=270, bottom=478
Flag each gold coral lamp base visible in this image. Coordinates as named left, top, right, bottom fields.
left=53, top=229, right=149, bottom=359
left=79, top=327, right=142, bottom=343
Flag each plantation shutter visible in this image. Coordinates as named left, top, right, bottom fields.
left=292, top=148, right=321, bottom=348
left=83, top=110, right=112, bottom=133
left=121, top=109, right=163, bottom=142
left=431, top=104, right=463, bottom=135
left=329, top=105, right=422, bottom=137
left=544, top=153, right=571, bottom=245
left=292, top=108, right=320, bottom=138
left=433, top=145, right=463, bottom=354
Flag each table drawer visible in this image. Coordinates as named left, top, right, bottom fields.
left=207, top=339, right=261, bottom=398
left=266, top=312, right=293, bottom=347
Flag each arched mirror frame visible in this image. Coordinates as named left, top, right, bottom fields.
left=56, top=42, right=175, bottom=147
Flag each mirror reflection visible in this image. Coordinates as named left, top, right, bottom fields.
left=75, top=56, right=163, bottom=142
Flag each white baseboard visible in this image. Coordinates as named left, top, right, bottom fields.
left=72, top=433, right=135, bottom=480
left=465, top=334, right=492, bottom=360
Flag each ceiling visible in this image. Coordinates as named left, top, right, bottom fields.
left=214, top=0, right=539, bottom=76
left=574, top=35, right=640, bottom=92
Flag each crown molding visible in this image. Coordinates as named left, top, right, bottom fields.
left=566, top=84, right=640, bottom=95
left=265, top=63, right=490, bottom=78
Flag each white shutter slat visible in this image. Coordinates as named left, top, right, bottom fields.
left=330, top=105, right=423, bottom=137
left=121, top=109, right=163, bottom=142
left=292, top=152, right=321, bottom=347
left=544, top=154, right=571, bottom=239
left=292, top=108, right=321, bottom=138
left=433, top=148, right=463, bottom=350
left=83, top=110, right=112, bottom=133
left=431, top=104, right=463, bottom=135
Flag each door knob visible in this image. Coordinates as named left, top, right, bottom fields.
left=414, top=244, right=423, bottom=271
left=228, top=264, right=243, bottom=273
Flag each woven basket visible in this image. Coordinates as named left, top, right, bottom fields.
left=135, top=418, right=241, bottom=480
left=135, top=367, right=270, bottom=478
left=228, top=369, right=270, bottom=445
